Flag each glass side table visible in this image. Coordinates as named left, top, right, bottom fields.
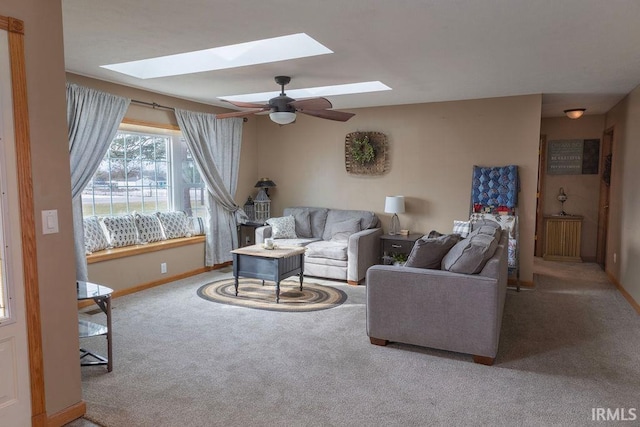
left=77, top=280, right=113, bottom=372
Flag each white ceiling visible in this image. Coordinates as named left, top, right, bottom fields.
left=62, top=0, right=640, bottom=118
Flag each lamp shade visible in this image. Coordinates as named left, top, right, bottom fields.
left=269, top=111, right=296, bottom=125
left=384, top=196, right=405, bottom=214
left=564, top=108, right=586, bottom=119
left=254, top=178, right=276, bottom=188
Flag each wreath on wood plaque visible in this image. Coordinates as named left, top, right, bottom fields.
left=345, top=131, right=388, bottom=175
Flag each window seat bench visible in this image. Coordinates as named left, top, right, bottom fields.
left=87, top=235, right=205, bottom=264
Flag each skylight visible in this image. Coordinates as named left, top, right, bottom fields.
left=101, top=33, right=333, bottom=79
left=219, top=81, right=392, bottom=103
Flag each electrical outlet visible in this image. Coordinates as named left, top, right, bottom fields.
left=161, top=262, right=167, bottom=274
left=613, top=253, right=617, bottom=264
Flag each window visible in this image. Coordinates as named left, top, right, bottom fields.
left=82, top=124, right=205, bottom=218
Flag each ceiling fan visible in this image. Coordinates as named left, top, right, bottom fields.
left=216, top=76, right=355, bottom=124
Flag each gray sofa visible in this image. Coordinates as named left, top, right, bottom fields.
left=366, top=228, right=508, bottom=365
left=255, top=207, right=382, bottom=284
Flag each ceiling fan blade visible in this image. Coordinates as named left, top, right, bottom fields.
left=220, top=99, right=269, bottom=109
left=216, top=108, right=267, bottom=119
left=289, top=97, right=332, bottom=110
left=300, top=109, right=355, bottom=122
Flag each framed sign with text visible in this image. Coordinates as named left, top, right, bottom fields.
left=547, top=139, right=600, bottom=175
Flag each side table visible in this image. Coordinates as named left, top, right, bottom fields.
left=238, top=221, right=265, bottom=247
left=77, top=280, right=113, bottom=372
left=380, top=233, right=423, bottom=264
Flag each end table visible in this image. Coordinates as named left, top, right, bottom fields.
left=380, top=233, right=423, bottom=265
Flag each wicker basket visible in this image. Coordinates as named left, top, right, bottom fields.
left=345, top=131, right=388, bottom=175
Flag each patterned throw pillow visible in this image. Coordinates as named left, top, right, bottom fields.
left=134, top=212, right=165, bottom=243
left=83, top=216, right=110, bottom=254
left=452, top=220, right=471, bottom=238
left=102, top=215, right=138, bottom=248
left=266, top=215, right=297, bottom=239
left=156, top=211, right=192, bottom=239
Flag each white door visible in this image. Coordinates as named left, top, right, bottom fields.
left=0, top=29, right=32, bottom=426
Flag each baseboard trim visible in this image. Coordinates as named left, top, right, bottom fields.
left=47, top=401, right=86, bottom=427
left=509, top=278, right=534, bottom=288
left=78, top=265, right=223, bottom=308
left=606, top=270, right=640, bottom=315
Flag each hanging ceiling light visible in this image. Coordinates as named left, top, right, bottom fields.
left=269, top=111, right=296, bottom=125
left=564, top=108, right=586, bottom=119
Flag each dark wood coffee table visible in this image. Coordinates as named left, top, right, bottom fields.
left=231, top=245, right=305, bottom=303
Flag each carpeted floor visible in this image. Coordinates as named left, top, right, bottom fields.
left=77, top=260, right=640, bottom=426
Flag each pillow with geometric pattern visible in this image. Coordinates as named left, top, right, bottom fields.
left=266, top=215, right=297, bottom=239
left=156, top=211, right=192, bottom=239
left=134, top=212, right=165, bottom=243
left=102, top=214, right=138, bottom=248
left=83, top=216, right=110, bottom=254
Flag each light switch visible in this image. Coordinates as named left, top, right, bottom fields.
left=42, top=210, right=59, bottom=234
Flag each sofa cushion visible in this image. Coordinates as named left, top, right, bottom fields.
left=441, top=233, right=499, bottom=274
left=305, top=241, right=348, bottom=261
left=269, top=238, right=320, bottom=247
left=322, top=209, right=377, bottom=241
left=83, top=216, right=109, bottom=254
left=329, top=218, right=361, bottom=242
left=285, top=207, right=328, bottom=238
left=102, top=214, right=138, bottom=248
left=156, top=211, right=192, bottom=239
left=284, top=207, right=312, bottom=238
left=405, top=234, right=461, bottom=269
left=476, top=224, right=502, bottom=241
left=134, top=212, right=165, bottom=243
left=266, top=215, right=297, bottom=239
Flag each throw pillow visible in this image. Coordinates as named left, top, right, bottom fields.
left=102, top=214, right=138, bottom=248
left=330, top=218, right=361, bottom=242
left=452, top=220, right=471, bottom=238
left=190, top=216, right=206, bottom=235
left=441, top=233, right=499, bottom=274
left=83, top=216, right=109, bottom=254
left=405, top=234, right=461, bottom=269
left=134, top=212, right=165, bottom=243
left=266, top=215, right=297, bottom=239
left=156, top=211, right=192, bottom=239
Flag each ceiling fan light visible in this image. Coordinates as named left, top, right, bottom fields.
left=270, top=111, right=296, bottom=125
left=564, top=108, right=586, bottom=119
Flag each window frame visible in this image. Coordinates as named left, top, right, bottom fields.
left=81, top=121, right=206, bottom=219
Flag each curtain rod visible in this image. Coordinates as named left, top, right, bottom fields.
left=130, top=99, right=247, bottom=122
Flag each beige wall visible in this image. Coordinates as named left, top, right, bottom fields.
left=604, top=84, right=640, bottom=305
left=88, top=243, right=205, bottom=292
left=255, top=95, right=542, bottom=283
left=3, top=0, right=81, bottom=417
left=540, top=116, right=606, bottom=260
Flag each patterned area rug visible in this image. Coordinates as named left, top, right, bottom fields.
left=197, top=277, right=348, bottom=312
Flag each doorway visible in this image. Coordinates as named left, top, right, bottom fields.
left=596, top=127, right=614, bottom=269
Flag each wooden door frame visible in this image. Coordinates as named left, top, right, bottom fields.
left=1, top=15, right=46, bottom=426
left=596, top=126, right=614, bottom=269
left=534, top=135, right=547, bottom=257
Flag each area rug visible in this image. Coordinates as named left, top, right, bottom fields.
left=197, top=277, right=347, bottom=312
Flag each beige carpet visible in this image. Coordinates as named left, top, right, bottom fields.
left=78, top=261, right=640, bottom=426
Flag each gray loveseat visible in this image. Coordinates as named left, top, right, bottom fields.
left=366, top=225, right=508, bottom=365
left=255, top=207, right=382, bottom=284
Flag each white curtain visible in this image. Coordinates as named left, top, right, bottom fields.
left=174, top=109, right=245, bottom=266
left=67, top=83, right=130, bottom=280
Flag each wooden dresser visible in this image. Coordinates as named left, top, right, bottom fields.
left=543, top=215, right=583, bottom=262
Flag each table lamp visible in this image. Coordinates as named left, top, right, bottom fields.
left=385, top=196, right=405, bottom=235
